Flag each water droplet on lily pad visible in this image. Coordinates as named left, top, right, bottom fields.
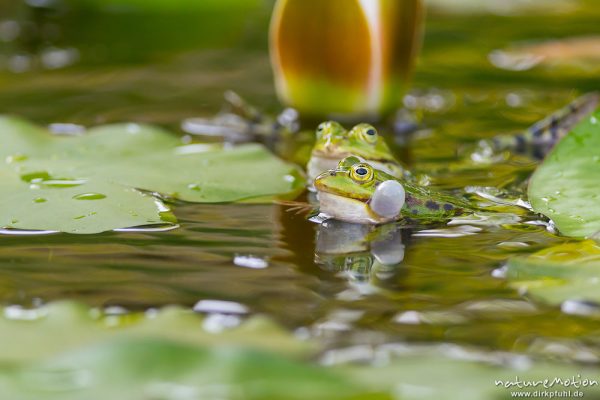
left=43, top=179, right=87, bottom=188
left=187, top=183, right=201, bottom=191
left=5, top=153, right=27, bottom=164
left=48, top=123, right=86, bottom=136
left=21, top=171, right=51, bottom=183
left=33, top=197, right=47, bottom=203
left=73, top=193, right=106, bottom=201
left=284, top=175, right=296, bottom=183
left=113, top=223, right=179, bottom=233
left=0, top=228, right=58, bottom=235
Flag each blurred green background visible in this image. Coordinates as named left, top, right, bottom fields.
left=0, top=0, right=598, bottom=129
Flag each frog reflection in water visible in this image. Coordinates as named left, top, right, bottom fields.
left=307, top=121, right=408, bottom=182
left=315, top=219, right=409, bottom=294
left=313, top=93, right=599, bottom=225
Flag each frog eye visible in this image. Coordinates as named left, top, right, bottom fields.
left=350, top=163, right=374, bottom=184
left=316, top=121, right=343, bottom=139
left=316, top=122, right=327, bottom=138
left=351, top=124, right=378, bottom=144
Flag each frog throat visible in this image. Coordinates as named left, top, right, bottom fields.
left=317, top=191, right=394, bottom=225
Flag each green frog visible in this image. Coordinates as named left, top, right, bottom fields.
left=314, top=156, right=469, bottom=224
left=313, top=93, right=599, bottom=225
left=307, top=121, right=407, bottom=182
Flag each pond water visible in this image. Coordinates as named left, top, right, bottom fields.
left=2, top=0, right=600, bottom=368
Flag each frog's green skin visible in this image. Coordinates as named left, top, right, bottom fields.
left=307, top=121, right=406, bottom=182
left=489, top=92, right=598, bottom=160
left=315, top=157, right=471, bottom=225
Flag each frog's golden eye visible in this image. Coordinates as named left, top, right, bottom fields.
left=351, top=124, right=378, bottom=144
left=350, top=163, right=374, bottom=184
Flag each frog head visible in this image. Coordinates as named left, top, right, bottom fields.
left=308, top=122, right=404, bottom=181
left=314, top=157, right=406, bottom=224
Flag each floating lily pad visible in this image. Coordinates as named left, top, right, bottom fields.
left=0, top=338, right=389, bottom=400
left=344, top=349, right=600, bottom=400
left=0, top=117, right=304, bottom=234
left=1, top=302, right=599, bottom=400
left=0, top=174, right=173, bottom=234
left=490, top=36, right=600, bottom=72
left=0, top=302, right=311, bottom=363
left=427, top=0, right=571, bottom=15
left=528, top=110, right=600, bottom=238
left=0, top=302, right=384, bottom=400
left=507, top=241, right=600, bottom=306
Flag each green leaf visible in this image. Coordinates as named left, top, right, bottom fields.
left=1, top=302, right=599, bottom=400
left=345, top=351, right=600, bottom=400
left=7, top=342, right=600, bottom=400
left=0, top=117, right=304, bottom=233
left=0, top=302, right=311, bottom=363
left=507, top=240, right=600, bottom=306
left=0, top=302, right=386, bottom=400
left=528, top=110, right=600, bottom=238
left=0, top=174, right=171, bottom=234
left=0, top=338, right=389, bottom=400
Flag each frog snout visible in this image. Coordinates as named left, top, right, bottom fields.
left=320, top=139, right=338, bottom=154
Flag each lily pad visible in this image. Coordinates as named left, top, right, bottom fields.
left=528, top=110, right=600, bottom=238
left=0, top=338, right=391, bottom=400
left=490, top=36, right=600, bottom=72
left=344, top=350, right=600, bottom=400
left=0, top=174, right=173, bottom=234
left=0, top=302, right=311, bottom=363
left=1, top=302, right=599, bottom=400
left=0, top=302, right=385, bottom=400
left=0, top=117, right=304, bottom=234
left=507, top=241, right=600, bottom=306
left=426, top=0, right=572, bottom=15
